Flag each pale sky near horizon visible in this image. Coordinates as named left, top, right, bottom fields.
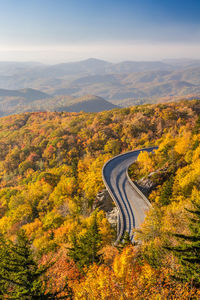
left=0, top=0, right=200, bottom=63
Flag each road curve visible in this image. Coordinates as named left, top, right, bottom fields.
left=102, top=147, right=157, bottom=243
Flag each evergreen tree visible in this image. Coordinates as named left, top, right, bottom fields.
left=0, top=235, right=11, bottom=296
left=159, top=175, right=174, bottom=206
left=0, top=230, right=68, bottom=299
left=166, top=200, right=200, bottom=287
left=68, top=210, right=103, bottom=270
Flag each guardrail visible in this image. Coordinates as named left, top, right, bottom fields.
left=126, top=169, right=151, bottom=208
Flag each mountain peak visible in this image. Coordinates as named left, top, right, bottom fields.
left=83, top=58, right=109, bottom=63
left=78, top=58, right=111, bottom=66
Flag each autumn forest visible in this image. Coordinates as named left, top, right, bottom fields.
left=0, top=100, right=199, bottom=298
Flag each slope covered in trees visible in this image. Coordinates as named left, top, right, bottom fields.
left=0, top=93, right=119, bottom=117
left=0, top=99, right=199, bottom=298
left=1, top=59, right=200, bottom=106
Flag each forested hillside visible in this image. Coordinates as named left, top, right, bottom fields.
left=1, top=59, right=200, bottom=112
left=0, top=93, right=118, bottom=117
left=0, top=100, right=199, bottom=298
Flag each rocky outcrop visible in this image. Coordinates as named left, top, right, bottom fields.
left=135, top=173, right=158, bottom=197
left=93, top=189, right=118, bottom=226
left=135, top=168, right=169, bottom=197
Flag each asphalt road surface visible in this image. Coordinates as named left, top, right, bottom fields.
left=102, top=147, right=157, bottom=242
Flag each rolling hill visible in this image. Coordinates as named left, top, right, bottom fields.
left=0, top=58, right=200, bottom=112
left=56, top=95, right=119, bottom=112
left=0, top=94, right=119, bottom=117
left=0, top=88, right=49, bottom=101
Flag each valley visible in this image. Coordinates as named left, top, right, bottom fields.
left=0, top=58, right=200, bottom=117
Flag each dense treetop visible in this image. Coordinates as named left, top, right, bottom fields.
left=0, top=99, right=199, bottom=298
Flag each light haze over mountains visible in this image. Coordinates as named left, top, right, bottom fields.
left=0, top=58, right=200, bottom=117
left=1, top=0, right=199, bottom=115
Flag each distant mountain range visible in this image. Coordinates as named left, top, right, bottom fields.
left=0, top=88, right=49, bottom=101
left=0, top=58, right=200, bottom=116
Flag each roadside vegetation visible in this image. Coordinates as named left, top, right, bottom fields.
left=0, top=100, right=199, bottom=298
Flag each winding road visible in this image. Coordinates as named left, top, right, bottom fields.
left=102, top=147, right=157, bottom=242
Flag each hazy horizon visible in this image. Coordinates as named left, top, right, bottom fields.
left=0, top=44, right=200, bottom=65
left=0, top=0, right=200, bottom=63
left=1, top=55, right=200, bottom=66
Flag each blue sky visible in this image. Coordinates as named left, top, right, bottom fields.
left=0, top=0, right=200, bottom=62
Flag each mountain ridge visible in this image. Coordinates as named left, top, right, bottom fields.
left=0, top=88, right=49, bottom=100
left=0, top=58, right=200, bottom=111
left=0, top=94, right=119, bottom=117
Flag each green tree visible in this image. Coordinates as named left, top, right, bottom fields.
left=166, top=198, right=200, bottom=287
left=0, top=230, right=53, bottom=299
left=0, top=235, right=10, bottom=296
left=159, top=175, right=174, bottom=206
left=68, top=210, right=103, bottom=271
